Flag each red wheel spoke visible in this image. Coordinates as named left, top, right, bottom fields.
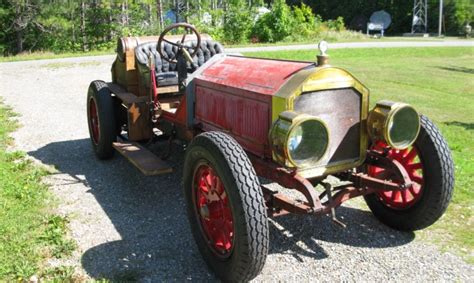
left=401, top=190, right=408, bottom=204
left=221, top=231, right=232, bottom=251
left=411, top=175, right=423, bottom=184
left=193, top=164, right=234, bottom=257
left=399, top=148, right=408, bottom=158
left=214, top=177, right=225, bottom=198
left=393, top=150, right=403, bottom=160
left=407, top=162, right=422, bottom=171
left=391, top=191, right=397, bottom=202
left=408, top=187, right=417, bottom=200
left=369, top=143, right=424, bottom=210
left=405, top=188, right=414, bottom=201
left=410, top=184, right=421, bottom=195
left=203, top=172, right=213, bottom=191
left=219, top=219, right=232, bottom=251
left=404, top=148, right=418, bottom=163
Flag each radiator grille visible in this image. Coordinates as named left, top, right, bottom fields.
left=293, top=88, right=361, bottom=166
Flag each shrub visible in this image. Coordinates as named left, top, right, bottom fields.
left=326, top=16, right=346, bottom=32
left=293, top=3, right=316, bottom=37
left=252, top=13, right=274, bottom=42
left=251, top=0, right=294, bottom=42
left=223, top=5, right=253, bottom=43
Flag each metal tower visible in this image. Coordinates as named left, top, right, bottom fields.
left=411, top=0, right=428, bottom=33
left=174, top=0, right=187, bottom=22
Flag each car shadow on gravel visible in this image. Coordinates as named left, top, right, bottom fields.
left=267, top=208, right=414, bottom=262
left=29, top=138, right=414, bottom=281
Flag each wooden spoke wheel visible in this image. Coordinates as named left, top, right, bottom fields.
left=364, top=116, right=454, bottom=231
left=194, top=163, right=235, bottom=258
left=183, top=132, right=269, bottom=282
left=86, top=80, right=116, bottom=160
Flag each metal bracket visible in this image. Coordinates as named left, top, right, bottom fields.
left=322, top=182, right=347, bottom=228
left=364, top=151, right=413, bottom=190
left=251, top=156, right=323, bottom=213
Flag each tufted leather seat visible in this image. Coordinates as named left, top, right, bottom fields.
left=186, top=40, right=225, bottom=68
left=135, top=40, right=224, bottom=88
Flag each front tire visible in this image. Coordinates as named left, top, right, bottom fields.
left=364, top=115, right=454, bottom=231
left=87, top=80, right=116, bottom=159
left=183, top=132, right=269, bottom=282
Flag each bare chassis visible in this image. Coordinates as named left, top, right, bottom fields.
left=251, top=150, right=411, bottom=225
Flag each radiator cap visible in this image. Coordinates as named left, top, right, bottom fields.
left=317, top=41, right=330, bottom=66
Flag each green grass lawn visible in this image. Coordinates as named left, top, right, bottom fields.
left=0, top=102, right=75, bottom=281
left=245, top=47, right=474, bottom=263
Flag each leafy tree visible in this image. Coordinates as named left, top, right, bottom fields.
left=445, top=0, right=473, bottom=34
left=0, top=0, right=43, bottom=54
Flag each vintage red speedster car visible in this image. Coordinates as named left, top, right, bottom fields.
left=86, top=24, right=454, bottom=281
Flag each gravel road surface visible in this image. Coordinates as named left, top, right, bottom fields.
left=1, top=48, right=473, bottom=281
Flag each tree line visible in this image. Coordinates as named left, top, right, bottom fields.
left=290, top=0, right=472, bottom=36
left=0, top=0, right=471, bottom=55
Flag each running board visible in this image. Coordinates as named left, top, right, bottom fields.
left=113, top=141, right=173, bottom=176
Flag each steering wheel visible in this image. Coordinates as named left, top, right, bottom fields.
left=157, top=23, right=201, bottom=64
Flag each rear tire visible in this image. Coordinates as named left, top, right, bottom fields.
left=364, top=115, right=454, bottom=231
left=87, top=80, right=116, bottom=159
left=183, top=132, right=269, bottom=282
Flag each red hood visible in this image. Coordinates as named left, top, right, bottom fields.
left=195, top=56, right=312, bottom=96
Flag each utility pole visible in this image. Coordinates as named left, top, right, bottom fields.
left=438, top=0, right=443, bottom=36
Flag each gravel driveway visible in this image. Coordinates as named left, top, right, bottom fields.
left=1, top=54, right=473, bottom=282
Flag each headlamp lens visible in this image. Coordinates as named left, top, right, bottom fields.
left=388, top=106, right=420, bottom=149
left=288, top=119, right=329, bottom=167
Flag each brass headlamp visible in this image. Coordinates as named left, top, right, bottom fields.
left=367, top=100, right=420, bottom=149
left=270, top=111, right=329, bottom=168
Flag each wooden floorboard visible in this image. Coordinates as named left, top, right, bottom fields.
left=113, top=141, right=172, bottom=176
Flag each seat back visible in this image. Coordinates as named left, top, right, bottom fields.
left=135, top=40, right=224, bottom=91
left=135, top=41, right=177, bottom=74
left=185, top=40, right=225, bottom=68
left=135, top=40, right=224, bottom=74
